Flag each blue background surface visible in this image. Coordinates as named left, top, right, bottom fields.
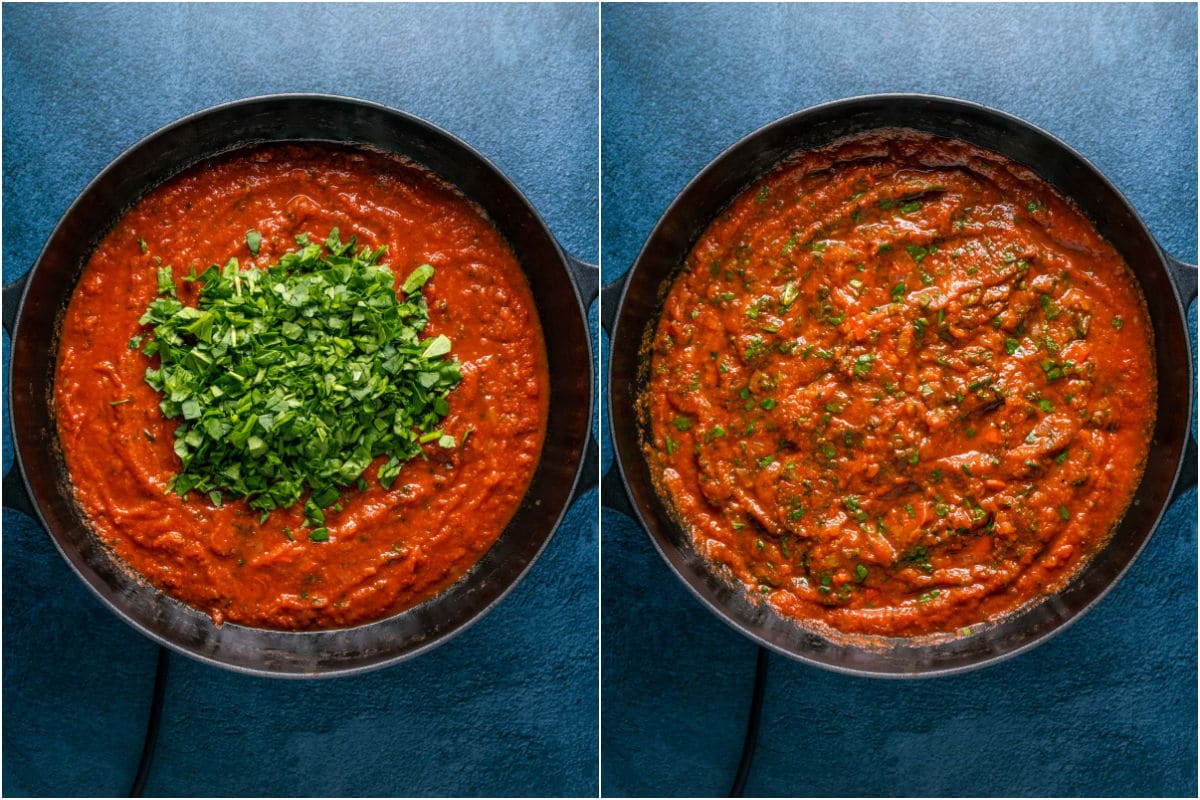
left=600, top=3, right=1197, bottom=797
left=3, top=3, right=598, bottom=796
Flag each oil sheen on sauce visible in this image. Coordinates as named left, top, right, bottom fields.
left=644, top=131, right=1156, bottom=638
left=54, top=144, right=549, bottom=630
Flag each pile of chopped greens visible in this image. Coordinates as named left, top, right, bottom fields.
left=133, top=228, right=462, bottom=537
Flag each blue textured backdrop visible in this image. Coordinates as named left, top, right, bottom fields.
left=3, top=3, right=598, bottom=796
left=600, top=3, right=1197, bottom=797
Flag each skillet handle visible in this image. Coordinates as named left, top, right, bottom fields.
left=565, top=254, right=599, bottom=309
left=599, top=271, right=635, bottom=515
left=564, top=252, right=598, bottom=505
left=2, top=460, right=37, bottom=519
left=3, top=271, right=30, bottom=336
left=1164, top=254, right=1198, bottom=504
left=601, top=463, right=637, bottom=518
left=600, top=271, right=629, bottom=335
left=1165, top=254, right=1197, bottom=304
left=568, top=432, right=598, bottom=506
left=3, top=272, right=38, bottom=520
left=1170, top=436, right=1197, bottom=505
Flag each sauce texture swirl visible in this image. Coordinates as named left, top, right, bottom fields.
left=54, top=144, right=548, bottom=630
left=643, top=131, right=1155, bottom=638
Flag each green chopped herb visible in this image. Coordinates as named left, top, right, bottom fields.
left=156, top=265, right=176, bottom=297
left=309, top=528, right=330, bottom=543
left=778, top=281, right=799, bottom=309
left=132, top=229, right=461, bottom=526
left=139, top=237, right=149, bottom=254
left=901, top=546, right=932, bottom=572
left=673, top=416, right=694, bottom=431
left=756, top=185, right=769, bottom=203
left=760, top=398, right=777, bottom=411
left=1039, top=293, right=1061, bottom=320
left=906, top=245, right=928, bottom=264
left=853, top=353, right=875, bottom=377
left=1041, top=359, right=1070, bottom=382
left=1005, top=337, right=1020, bottom=355
left=1058, top=506, right=1070, bottom=521
left=855, top=563, right=869, bottom=581
left=402, top=263, right=435, bottom=294
left=745, top=336, right=767, bottom=360
left=1112, top=316, right=1124, bottom=330
left=245, top=230, right=262, bottom=256
left=900, top=200, right=922, bottom=214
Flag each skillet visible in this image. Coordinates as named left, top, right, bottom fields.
left=602, top=93, right=1196, bottom=677
left=3, top=94, right=598, bottom=678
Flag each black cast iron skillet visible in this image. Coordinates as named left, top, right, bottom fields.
left=2, top=94, right=597, bottom=678
left=602, top=93, right=1196, bottom=678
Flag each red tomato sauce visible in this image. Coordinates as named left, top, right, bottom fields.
left=644, top=131, right=1156, bottom=638
left=54, top=144, right=549, bottom=630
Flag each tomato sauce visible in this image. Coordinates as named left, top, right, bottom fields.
left=644, top=131, right=1156, bottom=638
left=54, top=144, right=549, bottom=630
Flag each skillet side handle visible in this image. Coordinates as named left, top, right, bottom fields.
left=2, top=461, right=37, bottom=519
left=565, top=254, right=599, bottom=309
left=568, top=432, right=599, bottom=506
left=599, top=270, right=636, bottom=517
left=1164, top=254, right=1198, bottom=504
left=601, top=463, right=637, bottom=518
left=1165, top=254, right=1198, bottom=304
left=564, top=253, right=599, bottom=506
left=3, top=273, right=39, bottom=519
left=1170, top=436, right=1197, bottom=505
left=3, top=272, right=31, bottom=336
left=600, top=271, right=630, bottom=335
